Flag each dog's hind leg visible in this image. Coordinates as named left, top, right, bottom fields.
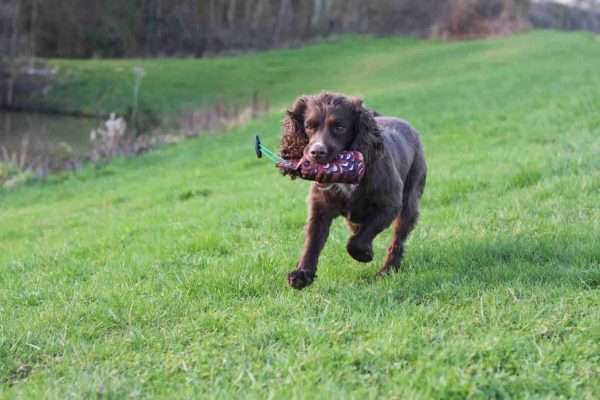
left=378, top=214, right=416, bottom=275
left=378, top=172, right=425, bottom=275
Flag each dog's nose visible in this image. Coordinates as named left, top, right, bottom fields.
left=309, top=143, right=327, bottom=160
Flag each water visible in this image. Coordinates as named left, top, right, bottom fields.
left=0, top=111, right=100, bottom=159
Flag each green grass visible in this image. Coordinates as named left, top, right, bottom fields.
left=2, top=30, right=600, bottom=398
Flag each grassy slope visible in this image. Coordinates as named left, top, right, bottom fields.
left=2, top=31, right=600, bottom=398
left=33, top=36, right=427, bottom=116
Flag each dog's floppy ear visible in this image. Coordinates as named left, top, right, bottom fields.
left=279, top=96, right=309, bottom=160
left=350, top=97, right=383, bottom=164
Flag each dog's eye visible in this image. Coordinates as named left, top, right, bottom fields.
left=334, top=125, right=346, bottom=134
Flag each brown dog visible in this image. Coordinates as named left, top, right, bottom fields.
left=280, top=92, right=427, bottom=289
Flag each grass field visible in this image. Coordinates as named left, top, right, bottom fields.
left=2, top=30, right=600, bottom=398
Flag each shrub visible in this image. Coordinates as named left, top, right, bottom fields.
left=434, top=0, right=530, bottom=39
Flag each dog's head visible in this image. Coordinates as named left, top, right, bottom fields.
left=279, top=92, right=383, bottom=165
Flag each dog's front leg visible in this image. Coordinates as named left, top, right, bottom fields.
left=288, top=200, right=336, bottom=290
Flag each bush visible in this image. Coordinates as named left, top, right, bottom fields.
left=0, top=161, right=36, bottom=189
left=434, top=0, right=530, bottom=39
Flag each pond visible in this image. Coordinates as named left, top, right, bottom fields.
left=0, top=111, right=100, bottom=163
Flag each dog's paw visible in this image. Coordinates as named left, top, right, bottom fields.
left=288, top=269, right=315, bottom=290
left=346, top=238, right=373, bottom=263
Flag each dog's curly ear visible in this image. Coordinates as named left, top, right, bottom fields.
left=350, top=97, right=383, bottom=164
left=279, top=96, right=309, bottom=160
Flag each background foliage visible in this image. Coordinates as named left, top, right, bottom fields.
left=2, top=0, right=530, bottom=58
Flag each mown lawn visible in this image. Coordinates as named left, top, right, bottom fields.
left=1, top=31, right=600, bottom=398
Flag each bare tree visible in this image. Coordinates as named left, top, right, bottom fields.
left=28, top=0, right=37, bottom=58
left=273, top=0, right=292, bottom=46
left=5, top=0, right=20, bottom=106
left=576, top=0, right=600, bottom=11
left=227, top=0, right=237, bottom=27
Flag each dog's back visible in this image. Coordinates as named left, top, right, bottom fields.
left=375, top=116, right=427, bottom=198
